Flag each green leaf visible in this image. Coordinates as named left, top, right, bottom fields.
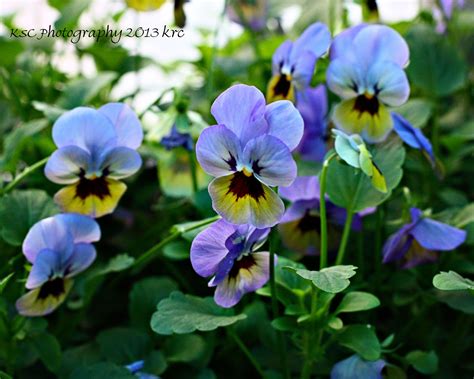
left=129, top=276, right=178, bottom=330
left=0, top=190, right=59, bottom=246
left=433, top=271, right=474, bottom=291
left=97, top=254, right=135, bottom=275
left=48, top=0, right=93, bottom=30
left=452, top=203, right=474, bottom=228
left=143, top=350, right=167, bottom=375
left=271, top=317, right=298, bottom=332
left=32, top=101, right=66, bottom=122
left=286, top=265, right=357, bottom=293
left=336, top=291, right=381, bottom=313
left=327, top=139, right=405, bottom=212
left=96, top=328, right=151, bottom=364
left=162, top=240, right=190, bottom=260
left=0, top=371, right=12, bottom=379
left=163, top=334, right=207, bottom=363
left=337, top=324, right=381, bottom=360
left=435, top=290, right=474, bottom=314
left=56, top=72, right=117, bottom=109
left=151, top=291, right=247, bottom=335
left=0, top=273, right=14, bottom=295
left=405, top=350, right=438, bottom=375
left=384, top=365, right=407, bottom=379
left=406, top=25, right=468, bottom=97
left=31, top=332, right=62, bottom=373
left=327, top=316, right=343, bottom=330
left=396, top=99, right=432, bottom=128
left=70, top=362, right=135, bottom=379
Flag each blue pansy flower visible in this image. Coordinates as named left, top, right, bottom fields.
left=295, top=85, right=329, bottom=162
left=16, top=214, right=100, bottom=317
left=331, top=354, right=386, bottom=379
left=45, top=103, right=143, bottom=218
left=196, top=84, right=303, bottom=228
left=279, top=176, right=375, bottom=256
left=267, top=22, right=331, bottom=103
left=126, top=360, right=160, bottom=379
left=383, top=208, right=466, bottom=268
left=160, top=124, right=194, bottom=151
left=191, top=219, right=271, bottom=308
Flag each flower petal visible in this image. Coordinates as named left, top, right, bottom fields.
left=272, top=40, right=293, bottom=75
left=66, top=243, right=97, bottom=277
left=16, top=278, right=73, bottom=317
left=382, top=225, right=415, bottom=263
left=190, top=220, right=237, bottom=277
left=45, top=146, right=91, bottom=184
left=98, top=102, right=143, bottom=149
left=279, top=176, right=320, bottom=202
left=23, top=217, right=73, bottom=264
left=242, top=135, right=297, bottom=187
left=26, top=249, right=61, bottom=289
left=196, top=125, right=242, bottom=177
left=99, top=146, right=142, bottom=179
left=392, top=113, right=435, bottom=165
left=289, top=22, right=331, bottom=64
left=331, top=354, right=386, bottom=379
left=411, top=218, right=467, bottom=251
left=211, top=84, right=267, bottom=144
left=209, top=174, right=285, bottom=228
left=52, top=107, right=117, bottom=154
left=330, top=24, right=368, bottom=60
left=213, top=252, right=271, bottom=307
left=55, top=214, right=101, bottom=244
left=366, top=61, right=410, bottom=106
left=332, top=98, right=393, bottom=143
left=279, top=217, right=321, bottom=256
left=54, top=178, right=127, bottom=218
left=327, top=59, right=364, bottom=100
left=264, top=100, right=304, bottom=151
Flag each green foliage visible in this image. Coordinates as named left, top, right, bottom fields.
left=405, top=350, right=438, bottom=375
left=335, top=291, right=381, bottom=313
left=70, top=362, right=136, bottom=379
left=336, top=324, right=381, bottom=361
left=30, top=332, right=62, bottom=373
left=96, top=328, right=151, bottom=364
left=433, top=271, right=474, bottom=291
left=286, top=265, right=357, bottom=293
left=151, top=292, right=247, bottom=335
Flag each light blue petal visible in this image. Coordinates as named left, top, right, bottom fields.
left=279, top=176, right=320, bottom=202
left=331, top=354, right=386, bottom=379
left=210, top=84, right=268, bottom=145
left=45, top=146, right=91, bottom=184
left=366, top=62, right=409, bottom=106
left=411, top=217, right=467, bottom=251
left=55, top=214, right=101, bottom=244
left=327, top=59, right=363, bottom=99
left=52, top=107, right=117, bottom=154
left=99, top=146, right=142, bottom=179
left=196, top=125, right=242, bottom=177
left=264, top=100, right=304, bottom=151
left=66, top=243, right=97, bottom=277
left=26, top=249, right=61, bottom=289
left=291, top=51, right=318, bottom=89
left=330, top=24, right=367, bottom=60
left=290, top=22, right=331, bottom=64
left=98, top=102, right=143, bottom=149
left=333, top=130, right=361, bottom=168
left=242, top=135, right=297, bottom=187
left=272, top=40, right=293, bottom=75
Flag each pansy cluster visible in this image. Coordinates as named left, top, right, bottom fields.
left=16, top=103, right=143, bottom=316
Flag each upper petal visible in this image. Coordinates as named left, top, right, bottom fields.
left=54, top=214, right=101, bottom=244
left=98, top=102, right=143, bottom=149
left=289, top=22, right=331, bottom=64
left=330, top=24, right=368, bottom=60
left=366, top=61, right=410, bottom=107
left=23, top=216, right=74, bottom=264
left=190, top=219, right=237, bottom=277
left=327, top=59, right=364, bottom=99
left=279, top=176, right=320, bottom=202
left=411, top=218, right=467, bottom=251
left=52, top=107, right=117, bottom=154
left=243, top=135, right=297, bottom=187
left=331, top=354, right=386, bottom=379
left=272, top=40, right=293, bottom=75
left=99, top=146, right=142, bottom=179
left=210, top=84, right=268, bottom=144
left=291, top=51, right=317, bottom=89
left=264, top=100, right=304, bottom=151
left=45, top=146, right=91, bottom=184
left=196, top=125, right=242, bottom=177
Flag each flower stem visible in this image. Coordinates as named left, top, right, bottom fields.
left=228, top=329, right=266, bottom=378
left=335, top=209, right=354, bottom=265
left=188, top=150, right=199, bottom=194
left=0, top=156, right=49, bottom=196
left=319, top=152, right=337, bottom=269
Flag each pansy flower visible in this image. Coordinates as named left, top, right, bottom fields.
left=434, top=0, right=464, bottom=31
left=267, top=22, right=331, bottom=103
left=191, top=219, right=271, bottom=308
left=227, top=0, right=268, bottom=31
left=16, top=214, right=100, bottom=317
left=383, top=208, right=466, bottom=268
left=295, top=85, right=328, bottom=162
left=331, top=354, right=386, bottom=379
left=279, top=176, right=374, bottom=256
left=196, top=84, right=304, bottom=228
left=45, top=103, right=143, bottom=218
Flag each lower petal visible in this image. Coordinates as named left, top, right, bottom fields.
left=54, top=178, right=127, bottom=218
left=209, top=174, right=285, bottom=228
left=332, top=98, right=393, bottom=143
left=16, top=278, right=73, bottom=317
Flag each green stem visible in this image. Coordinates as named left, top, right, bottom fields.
left=228, top=329, right=266, bottom=378
left=0, top=157, right=49, bottom=196
left=335, top=210, right=354, bottom=265
left=132, top=215, right=219, bottom=272
left=374, top=205, right=384, bottom=280
left=188, top=150, right=199, bottom=194
left=319, top=152, right=337, bottom=269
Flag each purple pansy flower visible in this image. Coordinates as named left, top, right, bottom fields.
left=45, top=103, right=143, bottom=218
left=196, top=84, right=304, bottom=228
left=161, top=124, right=194, bottom=151
left=227, top=0, right=268, bottom=31
left=295, top=85, right=329, bottom=162
left=278, top=176, right=375, bottom=256
left=191, top=219, right=272, bottom=308
left=383, top=208, right=466, bottom=268
left=331, top=354, right=386, bottom=379
left=267, top=22, right=331, bottom=103
left=16, top=214, right=100, bottom=317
